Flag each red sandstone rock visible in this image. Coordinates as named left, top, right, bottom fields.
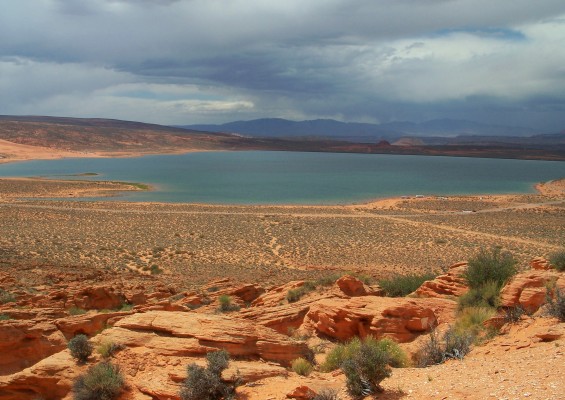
left=413, top=262, right=468, bottom=298
left=0, top=319, right=66, bottom=375
left=0, top=350, right=78, bottom=400
left=252, top=281, right=307, bottom=307
left=105, top=311, right=309, bottom=366
left=286, top=385, right=317, bottom=399
left=336, top=275, right=383, bottom=297
left=302, top=296, right=457, bottom=342
left=54, top=310, right=133, bottom=339
left=72, top=286, right=125, bottom=310
left=531, top=257, right=551, bottom=270
left=500, top=270, right=565, bottom=313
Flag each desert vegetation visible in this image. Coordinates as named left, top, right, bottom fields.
left=72, top=361, right=124, bottom=400
left=180, top=350, right=238, bottom=400
left=378, top=272, right=436, bottom=297
left=68, top=335, right=93, bottom=364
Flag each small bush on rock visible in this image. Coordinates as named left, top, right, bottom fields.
left=218, top=295, right=240, bottom=312
left=378, top=273, right=436, bottom=297
left=96, top=341, right=124, bottom=359
left=291, top=357, right=313, bottom=376
left=549, top=250, right=565, bottom=271
left=180, top=349, right=238, bottom=400
left=68, top=334, right=93, bottom=363
left=0, top=289, right=15, bottom=304
left=73, top=361, right=124, bottom=400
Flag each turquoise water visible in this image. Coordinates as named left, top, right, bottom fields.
left=0, top=151, right=564, bottom=204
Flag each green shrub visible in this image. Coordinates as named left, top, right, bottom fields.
left=119, top=303, right=133, bottom=311
left=68, top=334, right=93, bottom=363
left=0, top=313, right=11, bottom=321
left=321, top=336, right=361, bottom=372
left=464, top=248, right=517, bottom=289
left=312, top=388, right=339, bottom=400
left=417, top=326, right=473, bottom=367
left=341, top=339, right=393, bottom=398
left=218, top=295, right=240, bottom=312
left=454, top=307, right=496, bottom=336
left=286, top=288, right=303, bottom=303
left=546, top=287, right=565, bottom=322
left=96, top=341, right=124, bottom=359
left=0, top=289, right=16, bottom=304
left=549, top=250, right=565, bottom=271
left=180, top=349, right=238, bottom=400
left=378, top=273, right=436, bottom=297
left=291, top=357, right=313, bottom=376
left=321, top=336, right=407, bottom=382
left=374, top=338, right=409, bottom=368
left=458, top=280, right=501, bottom=309
left=73, top=361, right=124, bottom=400
left=68, top=306, right=87, bottom=316
left=150, top=264, right=163, bottom=275
left=206, top=349, right=230, bottom=376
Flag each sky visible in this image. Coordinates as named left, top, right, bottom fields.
left=1, top=0, right=565, bottom=131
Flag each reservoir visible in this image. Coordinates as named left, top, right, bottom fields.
left=0, top=151, right=563, bottom=204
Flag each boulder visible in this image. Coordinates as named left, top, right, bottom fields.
left=302, top=296, right=457, bottom=342
left=499, top=270, right=565, bottom=313
left=287, top=385, right=317, bottom=399
left=336, top=275, right=383, bottom=297
left=413, top=262, right=468, bottom=298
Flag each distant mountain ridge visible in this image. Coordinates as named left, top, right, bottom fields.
left=178, top=118, right=546, bottom=142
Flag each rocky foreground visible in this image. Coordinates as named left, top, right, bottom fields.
left=0, top=258, right=564, bottom=400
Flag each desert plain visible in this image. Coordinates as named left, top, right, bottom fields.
left=1, top=177, right=564, bottom=286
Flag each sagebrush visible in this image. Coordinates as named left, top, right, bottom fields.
left=321, top=336, right=407, bottom=398
left=73, top=361, right=124, bottom=400
left=549, top=250, right=565, bottom=271
left=378, top=273, right=436, bottom=297
left=68, top=334, right=93, bottom=363
left=417, top=326, right=473, bottom=367
left=180, top=349, right=239, bottom=400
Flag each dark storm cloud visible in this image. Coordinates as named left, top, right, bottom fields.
left=1, top=0, right=565, bottom=129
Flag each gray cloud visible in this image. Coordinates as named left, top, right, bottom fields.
left=1, top=0, right=565, bottom=130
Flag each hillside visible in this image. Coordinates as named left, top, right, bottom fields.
left=1, top=115, right=565, bottom=162
left=180, top=118, right=546, bottom=141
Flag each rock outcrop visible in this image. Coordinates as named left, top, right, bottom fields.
left=335, top=275, right=384, bottom=297
left=302, top=296, right=457, bottom=342
left=0, top=319, right=66, bottom=375
left=101, top=311, right=310, bottom=366
left=499, top=270, right=565, bottom=313
left=413, top=262, right=468, bottom=298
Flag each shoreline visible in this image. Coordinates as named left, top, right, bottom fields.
left=1, top=176, right=564, bottom=209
